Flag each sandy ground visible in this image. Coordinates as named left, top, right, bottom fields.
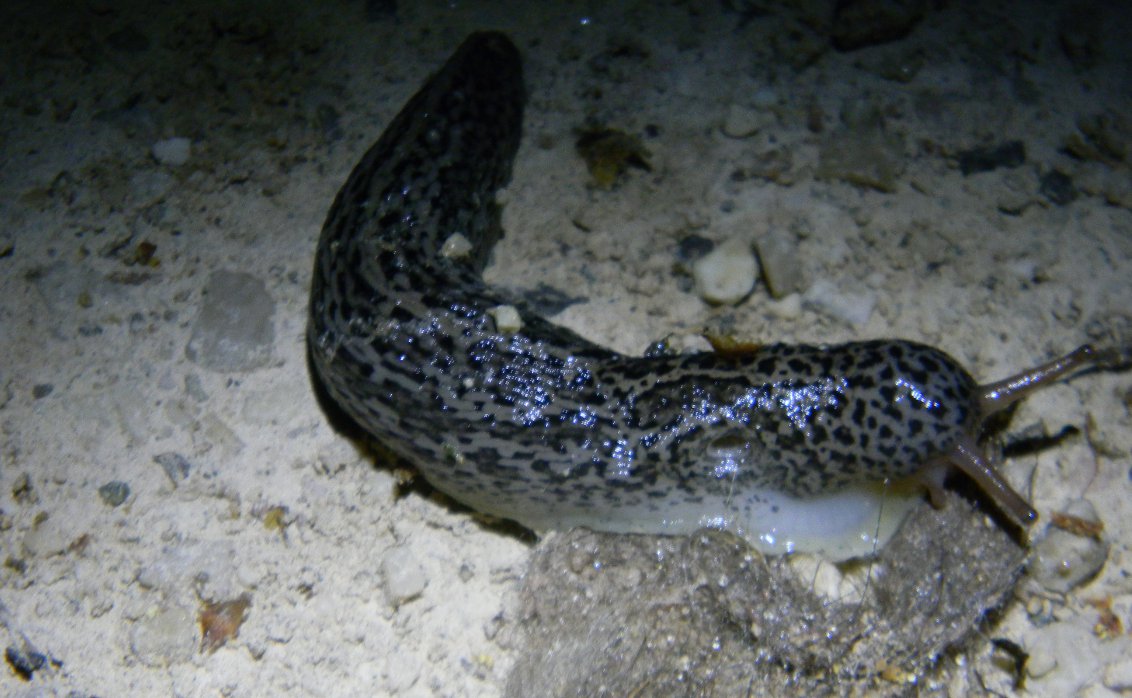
left=1, top=0, right=1131, bottom=695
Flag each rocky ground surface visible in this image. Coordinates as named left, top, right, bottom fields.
left=1, top=0, right=1131, bottom=695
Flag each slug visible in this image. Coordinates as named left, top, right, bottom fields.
left=308, top=32, right=1116, bottom=558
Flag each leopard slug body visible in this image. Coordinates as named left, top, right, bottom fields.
left=308, top=32, right=1109, bottom=558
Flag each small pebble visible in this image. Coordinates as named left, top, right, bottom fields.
left=754, top=229, right=804, bottom=298
left=98, top=481, right=130, bottom=507
left=381, top=546, right=428, bottom=607
left=676, top=234, right=714, bottom=262
left=750, top=87, right=777, bottom=109
left=692, top=238, right=758, bottom=305
left=152, top=137, right=192, bottom=166
left=1005, top=257, right=1037, bottom=282
left=131, top=607, right=197, bottom=667
left=1040, top=170, right=1078, bottom=205
left=184, top=373, right=209, bottom=402
left=199, top=413, right=245, bottom=456
left=672, top=333, right=712, bottom=354
left=803, top=279, right=876, bottom=327
left=1025, top=595, right=1055, bottom=627
left=153, top=452, right=192, bottom=485
left=815, top=124, right=904, bottom=192
left=185, top=271, right=275, bottom=372
left=489, top=304, right=522, bottom=333
left=721, top=104, right=773, bottom=139
left=1026, top=643, right=1058, bottom=680
left=1029, top=499, right=1109, bottom=594
left=21, top=515, right=72, bottom=557
left=787, top=554, right=856, bottom=602
left=382, top=648, right=423, bottom=692
left=766, top=293, right=803, bottom=319
left=441, top=233, right=473, bottom=259
left=128, top=170, right=173, bottom=206
left=1104, top=657, right=1132, bottom=691
left=4, top=645, right=49, bottom=680
left=996, top=170, right=1039, bottom=214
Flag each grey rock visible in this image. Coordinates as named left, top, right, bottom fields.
left=185, top=270, right=274, bottom=372
left=505, top=493, right=1024, bottom=697
left=98, top=480, right=131, bottom=507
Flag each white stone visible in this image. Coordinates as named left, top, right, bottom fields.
left=692, top=238, right=758, bottom=305
left=489, top=304, right=522, bottom=333
left=128, top=169, right=173, bottom=205
left=1029, top=499, right=1109, bottom=594
left=802, top=279, right=877, bottom=327
left=383, top=648, right=423, bottom=692
left=751, top=87, right=778, bottom=109
left=787, top=553, right=845, bottom=600
left=1104, top=657, right=1132, bottom=691
left=1026, top=643, right=1058, bottom=679
left=152, top=137, right=192, bottom=166
left=672, top=333, right=713, bottom=354
left=721, top=104, right=771, bottom=139
left=766, top=292, right=802, bottom=319
left=1005, top=257, right=1037, bottom=281
left=381, top=546, right=428, bottom=607
left=130, top=606, right=197, bottom=667
left=1025, top=615, right=1132, bottom=695
left=441, top=233, right=473, bottom=259
left=21, top=514, right=72, bottom=557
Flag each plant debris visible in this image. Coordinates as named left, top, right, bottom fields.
left=574, top=127, right=651, bottom=188
left=200, top=593, right=252, bottom=653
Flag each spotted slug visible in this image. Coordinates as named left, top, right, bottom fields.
left=308, top=32, right=1112, bottom=558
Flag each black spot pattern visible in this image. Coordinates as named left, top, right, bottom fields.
left=308, top=33, right=983, bottom=531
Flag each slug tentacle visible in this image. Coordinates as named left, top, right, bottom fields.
left=978, top=345, right=1097, bottom=414
left=954, top=343, right=1129, bottom=527
left=308, top=32, right=1123, bottom=559
left=945, top=435, right=1037, bottom=526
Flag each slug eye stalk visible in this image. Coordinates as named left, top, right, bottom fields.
left=951, top=343, right=1129, bottom=528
